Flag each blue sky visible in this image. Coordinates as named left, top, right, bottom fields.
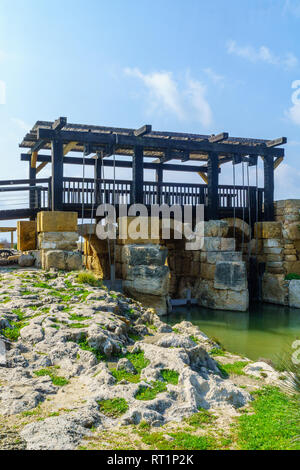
left=0, top=0, right=300, bottom=232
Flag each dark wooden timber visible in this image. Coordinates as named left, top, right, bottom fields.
left=207, top=152, right=219, bottom=220
left=51, top=138, right=64, bottom=211
left=29, top=164, right=36, bottom=220
left=132, top=146, right=144, bottom=204
left=20, top=153, right=211, bottom=173
left=155, top=165, right=163, bottom=205
left=94, top=154, right=102, bottom=206
left=263, top=155, right=274, bottom=221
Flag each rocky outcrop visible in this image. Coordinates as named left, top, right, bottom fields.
left=0, top=269, right=253, bottom=450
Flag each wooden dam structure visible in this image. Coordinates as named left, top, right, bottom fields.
left=0, top=117, right=286, bottom=227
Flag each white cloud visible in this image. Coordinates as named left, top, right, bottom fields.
left=286, top=80, right=300, bottom=125
left=185, top=77, right=212, bottom=127
left=124, top=68, right=184, bottom=119
left=124, top=67, right=213, bottom=128
left=227, top=40, right=298, bottom=69
left=10, top=118, right=31, bottom=132
left=203, top=68, right=225, bottom=87
left=0, top=80, right=6, bottom=104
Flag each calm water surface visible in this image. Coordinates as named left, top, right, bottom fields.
left=166, top=303, right=300, bottom=361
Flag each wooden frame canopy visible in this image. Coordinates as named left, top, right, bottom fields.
left=18, top=117, right=287, bottom=222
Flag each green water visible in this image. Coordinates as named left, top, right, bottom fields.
left=166, top=303, right=300, bottom=361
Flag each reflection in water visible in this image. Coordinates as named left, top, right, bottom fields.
left=166, top=303, right=300, bottom=361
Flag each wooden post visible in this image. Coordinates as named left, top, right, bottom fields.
left=156, top=165, right=163, bottom=205
left=207, top=152, right=219, bottom=220
left=51, top=138, right=64, bottom=211
left=263, top=155, right=274, bottom=221
left=132, top=146, right=144, bottom=204
left=11, top=231, right=14, bottom=248
left=94, top=155, right=103, bottom=206
left=29, top=163, right=36, bottom=220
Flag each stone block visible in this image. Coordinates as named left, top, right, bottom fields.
left=17, top=221, right=36, bottom=251
left=263, top=247, right=283, bottom=255
left=18, top=253, right=35, bottom=267
left=196, top=279, right=248, bottom=312
left=200, top=263, right=216, bottom=280
left=214, top=261, right=247, bottom=291
left=266, top=254, right=283, bottom=262
left=254, top=222, right=282, bottom=239
left=122, top=244, right=168, bottom=266
left=195, top=220, right=229, bottom=238
left=263, top=239, right=282, bottom=248
left=122, top=287, right=169, bottom=316
left=124, top=265, right=169, bottom=296
left=220, top=238, right=236, bottom=251
left=206, top=251, right=242, bottom=265
left=282, top=223, right=300, bottom=241
left=262, top=273, right=288, bottom=305
left=37, top=211, right=77, bottom=233
left=42, top=250, right=82, bottom=271
left=38, top=232, right=78, bottom=251
left=284, top=255, right=297, bottom=261
left=283, top=261, right=300, bottom=276
left=200, top=237, right=221, bottom=252
left=289, top=280, right=300, bottom=308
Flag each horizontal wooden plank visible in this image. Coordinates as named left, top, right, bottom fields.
left=20, top=153, right=210, bottom=172
left=37, top=127, right=285, bottom=158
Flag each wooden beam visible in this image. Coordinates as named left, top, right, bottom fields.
left=37, top=128, right=285, bottom=158
left=21, top=153, right=211, bottom=173
left=36, top=161, right=48, bottom=174
left=264, top=155, right=274, bottom=221
left=209, top=132, right=229, bottom=143
left=267, top=137, right=287, bottom=148
left=274, top=156, right=283, bottom=169
left=134, top=124, right=152, bottom=137
left=198, top=172, right=208, bottom=184
left=51, top=139, right=64, bottom=211
left=63, top=141, right=77, bottom=156
left=0, top=227, right=16, bottom=232
left=52, top=117, right=67, bottom=131
left=207, top=152, right=219, bottom=220
left=132, top=146, right=144, bottom=204
left=31, top=151, right=38, bottom=168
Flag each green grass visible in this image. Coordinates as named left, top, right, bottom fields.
left=69, top=314, right=91, bottom=322
left=209, top=347, right=226, bottom=357
left=111, top=351, right=150, bottom=384
left=135, top=381, right=167, bottom=400
left=77, top=271, right=102, bottom=287
left=33, top=368, right=69, bottom=387
left=32, top=282, right=52, bottom=289
left=1, top=319, right=29, bottom=341
left=160, top=369, right=179, bottom=385
left=285, top=272, right=300, bottom=280
left=217, top=361, right=249, bottom=377
left=0, top=296, right=11, bottom=304
left=236, top=386, right=300, bottom=450
left=190, top=335, right=199, bottom=344
left=184, top=409, right=216, bottom=427
left=97, top=398, right=128, bottom=418
left=127, top=332, right=142, bottom=342
left=140, top=431, right=217, bottom=450
left=68, top=323, right=87, bottom=329
left=77, top=337, right=106, bottom=361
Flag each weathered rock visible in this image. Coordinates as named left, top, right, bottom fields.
left=196, top=279, right=249, bottom=312
left=20, top=324, right=44, bottom=344
left=282, top=222, right=300, bottom=241
left=123, top=265, right=169, bottom=296
left=214, top=261, right=247, bottom=291
left=254, top=222, right=282, bottom=239
left=42, top=250, right=82, bottom=271
left=18, top=254, right=35, bottom=267
left=195, top=220, right=229, bottom=238
left=38, top=232, right=78, bottom=251
left=122, top=244, right=168, bottom=266
left=262, top=273, right=288, bottom=305
left=117, top=358, right=137, bottom=374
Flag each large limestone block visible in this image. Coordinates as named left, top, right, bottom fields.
left=38, top=232, right=78, bottom=251
left=263, top=239, right=282, bottom=248
left=195, top=220, right=229, bottom=238
left=282, top=223, right=300, bottom=241
left=17, top=221, right=36, bottom=251
left=18, top=253, right=34, bottom=267
left=214, top=261, right=247, bottom=291
left=220, top=238, right=236, bottom=251
left=117, top=216, right=160, bottom=245
left=254, top=222, right=282, bottom=239
left=196, top=279, right=248, bottom=312
left=289, top=280, right=300, bottom=308
left=37, top=211, right=77, bottom=233
left=123, top=265, right=169, bottom=296
left=262, top=273, right=288, bottom=305
left=122, top=287, right=169, bottom=316
left=283, top=260, right=300, bottom=276
left=42, top=250, right=82, bottom=271
left=122, top=244, right=168, bottom=266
